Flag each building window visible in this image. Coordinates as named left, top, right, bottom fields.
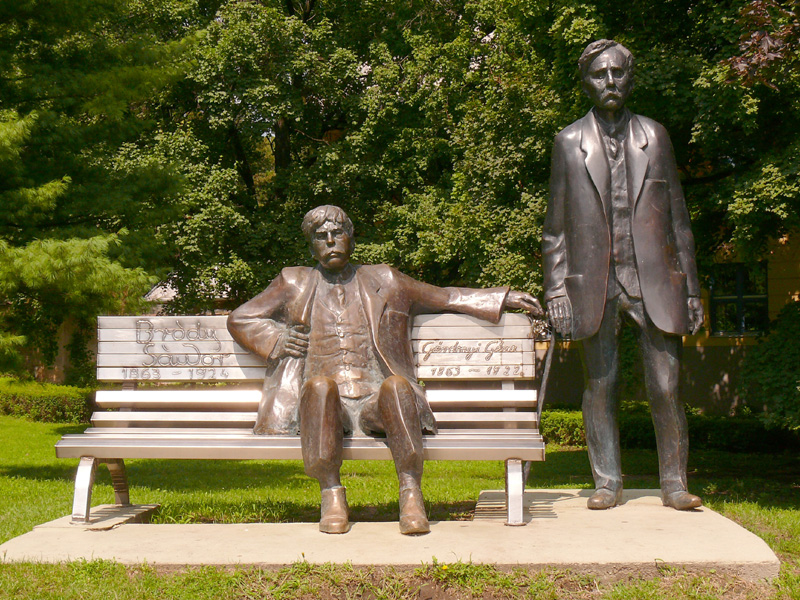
left=708, top=263, right=768, bottom=335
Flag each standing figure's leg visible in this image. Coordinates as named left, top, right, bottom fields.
left=636, top=316, right=701, bottom=510
left=364, top=375, right=428, bottom=535
left=300, top=375, right=349, bottom=533
left=580, top=297, right=624, bottom=509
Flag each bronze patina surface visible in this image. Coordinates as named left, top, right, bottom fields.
left=542, top=40, right=704, bottom=511
left=228, top=205, right=542, bottom=534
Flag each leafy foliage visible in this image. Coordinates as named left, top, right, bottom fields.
left=1, top=0, right=799, bottom=384
left=727, top=0, right=800, bottom=88
left=542, top=408, right=800, bottom=451
left=0, top=108, right=154, bottom=379
left=741, top=301, right=800, bottom=431
left=0, top=378, right=92, bottom=423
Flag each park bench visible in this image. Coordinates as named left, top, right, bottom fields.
left=55, top=313, right=546, bottom=527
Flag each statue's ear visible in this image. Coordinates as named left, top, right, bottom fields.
left=580, top=78, right=591, bottom=98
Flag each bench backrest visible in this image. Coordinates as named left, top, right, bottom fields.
left=95, top=313, right=539, bottom=434
left=97, top=314, right=536, bottom=384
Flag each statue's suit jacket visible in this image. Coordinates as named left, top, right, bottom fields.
left=228, top=264, right=509, bottom=434
left=542, top=109, right=700, bottom=340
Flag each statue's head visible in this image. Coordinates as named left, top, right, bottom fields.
left=579, top=39, right=634, bottom=114
left=302, top=205, right=355, bottom=273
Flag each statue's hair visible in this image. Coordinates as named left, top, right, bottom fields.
left=578, top=39, right=634, bottom=79
left=301, top=205, right=355, bottom=244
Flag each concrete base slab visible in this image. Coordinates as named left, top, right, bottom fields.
left=0, top=490, right=779, bottom=582
left=37, top=504, right=160, bottom=531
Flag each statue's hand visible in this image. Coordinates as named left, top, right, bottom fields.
left=273, top=325, right=309, bottom=359
left=688, top=297, right=704, bottom=335
left=547, top=296, right=572, bottom=337
left=505, top=291, right=544, bottom=317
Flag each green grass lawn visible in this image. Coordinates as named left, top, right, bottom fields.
left=1, top=414, right=800, bottom=599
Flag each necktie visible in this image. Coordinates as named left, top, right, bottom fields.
left=334, top=284, right=345, bottom=309
left=608, top=137, right=620, bottom=159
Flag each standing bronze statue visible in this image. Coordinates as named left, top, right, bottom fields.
left=228, top=205, right=542, bottom=534
left=542, top=40, right=704, bottom=511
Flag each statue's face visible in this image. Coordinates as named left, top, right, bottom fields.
left=311, top=220, right=352, bottom=273
left=582, top=47, right=632, bottom=113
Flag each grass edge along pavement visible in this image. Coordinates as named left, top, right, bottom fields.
left=0, top=560, right=795, bottom=600
left=1, top=415, right=800, bottom=598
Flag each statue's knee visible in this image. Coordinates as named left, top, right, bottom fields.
left=380, top=375, right=413, bottom=397
left=379, top=376, right=418, bottom=420
left=303, top=376, right=338, bottom=401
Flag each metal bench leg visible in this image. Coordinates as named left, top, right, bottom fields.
left=104, top=459, right=130, bottom=506
left=505, top=458, right=526, bottom=526
left=71, top=457, right=98, bottom=524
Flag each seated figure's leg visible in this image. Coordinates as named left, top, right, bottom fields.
left=368, top=375, right=429, bottom=535
left=300, top=375, right=349, bottom=533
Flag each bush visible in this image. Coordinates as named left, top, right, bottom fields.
left=541, top=408, right=800, bottom=452
left=0, top=378, right=93, bottom=423
left=741, top=301, right=800, bottom=431
left=540, top=410, right=585, bottom=446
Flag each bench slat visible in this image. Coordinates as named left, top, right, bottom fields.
left=91, top=412, right=257, bottom=427
left=94, top=388, right=536, bottom=410
left=98, top=340, right=251, bottom=354
left=95, top=389, right=262, bottom=410
left=413, top=313, right=534, bottom=327
left=99, top=337, right=535, bottom=356
left=98, top=316, right=229, bottom=328
left=96, top=366, right=266, bottom=381
left=417, top=364, right=535, bottom=379
left=411, top=339, right=534, bottom=353
left=97, top=353, right=267, bottom=368
left=99, top=313, right=535, bottom=329
left=55, top=435, right=546, bottom=461
left=433, top=412, right=537, bottom=423
left=411, top=326, right=533, bottom=340
left=90, top=411, right=537, bottom=428
left=98, top=328, right=236, bottom=342
left=78, top=427, right=543, bottom=438
left=96, top=352, right=534, bottom=368
left=96, top=366, right=535, bottom=382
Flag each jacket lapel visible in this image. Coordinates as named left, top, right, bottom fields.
left=581, top=110, right=610, bottom=213
left=355, top=265, right=389, bottom=363
left=627, top=114, right=649, bottom=211
left=289, top=267, right=319, bottom=327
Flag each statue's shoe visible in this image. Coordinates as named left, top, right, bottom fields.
left=663, top=490, right=702, bottom=511
left=587, top=487, right=622, bottom=510
left=319, top=486, right=350, bottom=534
left=399, top=486, right=430, bottom=535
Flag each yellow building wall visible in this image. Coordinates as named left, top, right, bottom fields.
left=766, top=234, right=800, bottom=318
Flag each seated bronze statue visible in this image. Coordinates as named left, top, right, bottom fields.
left=228, top=205, right=542, bottom=535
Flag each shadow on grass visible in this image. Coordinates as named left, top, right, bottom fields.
left=533, top=448, right=800, bottom=511
left=0, top=459, right=312, bottom=491
left=153, top=498, right=478, bottom=524
left=6, top=447, right=799, bottom=515
left=0, top=464, right=77, bottom=482
left=51, top=424, right=92, bottom=435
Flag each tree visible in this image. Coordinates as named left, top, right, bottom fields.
left=3, top=0, right=800, bottom=384
left=0, top=0, right=208, bottom=381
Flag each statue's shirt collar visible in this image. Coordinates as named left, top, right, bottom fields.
left=593, top=107, right=631, bottom=141
left=318, top=262, right=356, bottom=285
